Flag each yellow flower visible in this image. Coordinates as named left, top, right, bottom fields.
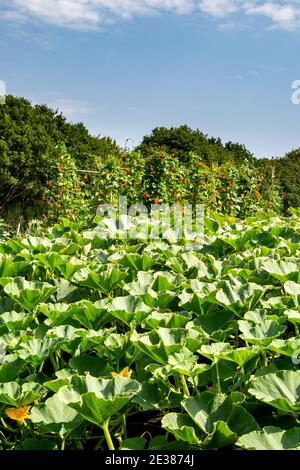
left=111, top=367, right=130, bottom=378
left=5, top=406, right=31, bottom=424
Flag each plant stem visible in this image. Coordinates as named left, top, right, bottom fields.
left=215, top=361, right=222, bottom=393
left=174, top=375, right=181, bottom=392
left=122, top=413, right=127, bottom=440
left=262, top=350, right=268, bottom=367
left=102, top=420, right=115, bottom=451
left=61, top=438, right=65, bottom=450
left=180, top=374, right=190, bottom=398
left=49, top=353, right=58, bottom=372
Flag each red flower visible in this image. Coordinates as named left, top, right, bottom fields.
left=254, top=191, right=260, bottom=201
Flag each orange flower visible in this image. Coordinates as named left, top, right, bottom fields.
left=150, top=165, right=155, bottom=172
left=112, top=367, right=130, bottom=378
left=6, top=406, right=31, bottom=424
left=153, top=197, right=160, bottom=204
left=254, top=191, right=260, bottom=201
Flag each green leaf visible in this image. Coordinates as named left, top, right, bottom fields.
left=0, top=381, right=46, bottom=406
left=248, top=370, right=300, bottom=412
left=161, top=413, right=202, bottom=445
left=108, top=296, right=152, bottom=327
left=181, top=392, right=259, bottom=448
left=131, top=328, right=200, bottom=364
left=284, top=281, right=300, bottom=296
left=236, top=426, right=300, bottom=450
left=30, top=393, right=83, bottom=435
left=69, top=355, right=111, bottom=377
left=262, top=260, right=300, bottom=282
left=238, top=311, right=285, bottom=345
left=15, top=438, right=58, bottom=450
left=59, top=375, right=141, bottom=427
left=119, top=437, right=147, bottom=450
left=4, top=278, right=57, bottom=311
left=72, top=267, right=127, bottom=293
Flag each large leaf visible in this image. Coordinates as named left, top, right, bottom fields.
left=30, top=393, right=83, bottom=435
left=236, top=426, right=300, bottom=450
left=238, top=311, right=285, bottom=345
left=4, top=278, right=57, bottom=311
left=261, top=260, right=300, bottom=283
left=59, top=375, right=141, bottom=427
left=131, top=328, right=201, bottom=364
left=181, top=392, right=259, bottom=448
left=248, top=370, right=300, bottom=412
left=72, top=267, right=127, bottom=293
left=161, top=413, right=202, bottom=445
left=0, top=381, right=46, bottom=406
left=107, top=296, right=152, bottom=327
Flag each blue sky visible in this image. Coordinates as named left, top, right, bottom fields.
left=1, top=1, right=300, bottom=158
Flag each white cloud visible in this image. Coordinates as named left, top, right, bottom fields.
left=243, top=2, right=300, bottom=30
left=50, top=98, right=91, bottom=118
left=199, top=0, right=239, bottom=17
left=1, top=0, right=300, bottom=30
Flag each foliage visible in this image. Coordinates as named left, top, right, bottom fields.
left=137, top=125, right=255, bottom=164
left=0, top=212, right=300, bottom=450
left=86, top=148, right=281, bottom=218
left=22, top=146, right=281, bottom=225
left=0, top=219, right=10, bottom=241
left=40, top=145, right=88, bottom=224
left=0, top=95, right=119, bottom=220
left=273, top=149, right=300, bottom=214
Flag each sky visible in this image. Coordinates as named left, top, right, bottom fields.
left=1, top=1, right=300, bottom=158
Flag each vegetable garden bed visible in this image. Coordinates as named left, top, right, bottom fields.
left=0, top=212, right=300, bottom=450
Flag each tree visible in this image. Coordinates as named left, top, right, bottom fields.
left=0, top=95, right=120, bottom=217
left=137, top=125, right=254, bottom=164
left=273, top=149, right=300, bottom=213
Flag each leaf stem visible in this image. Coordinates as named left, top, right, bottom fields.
left=102, top=420, right=115, bottom=451
left=215, top=361, right=222, bottom=393
left=180, top=374, right=190, bottom=398
left=49, top=353, right=58, bottom=372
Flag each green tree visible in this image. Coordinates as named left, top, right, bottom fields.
left=273, top=149, right=300, bottom=213
left=0, top=95, right=120, bottom=220
left=137, top=125, right=254, bottom=164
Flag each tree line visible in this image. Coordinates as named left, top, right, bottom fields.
left=0, top=96, right=298, bottom=228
